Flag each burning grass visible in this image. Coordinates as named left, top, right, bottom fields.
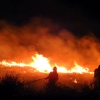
left=0, top=53, right=94, bottom=74
left=0, top=17, right=100, bottom=99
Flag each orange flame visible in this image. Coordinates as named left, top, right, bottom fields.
left=0, top=53, right=94, bottom=74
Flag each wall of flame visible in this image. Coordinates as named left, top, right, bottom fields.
left=0, top=17, right=100, bottom=73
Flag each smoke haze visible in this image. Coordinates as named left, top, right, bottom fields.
left=0, top=17, right=100, bottom=71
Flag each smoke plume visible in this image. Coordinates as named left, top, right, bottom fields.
left=0, top=17, right=100, bottom=71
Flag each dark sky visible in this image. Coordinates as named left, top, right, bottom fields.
left=0, top=0, right=100, bottom=38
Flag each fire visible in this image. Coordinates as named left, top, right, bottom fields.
left=0, top=53, right=94, bottom=74
left=69, top=62, right=91, bottom=74
left=74, top=79, right=77, bottom=83
left=0, top=61, right=27, bottom=67
left=30, top=54, right=52, bottom=72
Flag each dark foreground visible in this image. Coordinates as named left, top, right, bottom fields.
left=0, top=74, right=100, bottom=100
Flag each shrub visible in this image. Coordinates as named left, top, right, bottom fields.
left=0, top=74, right=24, bottom=97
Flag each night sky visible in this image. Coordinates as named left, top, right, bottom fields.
left=0, top=0, right=100, bottom=38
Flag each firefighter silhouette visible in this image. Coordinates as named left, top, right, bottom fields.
left=94, top=65, right=100, bottom=88
left=45, top=66, right=58, bottom=93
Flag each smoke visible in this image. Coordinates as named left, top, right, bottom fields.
left=0, top=17, right=100, bottom=71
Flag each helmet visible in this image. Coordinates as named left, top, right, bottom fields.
left=98, top=65, right=100, bottom=70
left=53, top=66, right=57, bottom=70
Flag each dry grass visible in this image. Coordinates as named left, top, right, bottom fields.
left=0, top=74, right=100, bottom=99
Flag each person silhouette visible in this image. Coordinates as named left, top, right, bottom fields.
left=94, top=65, right=100, bottom=88
left=45, top=66, right=58, bottom=92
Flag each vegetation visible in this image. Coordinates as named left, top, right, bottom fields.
left=0, top=74, right=100, bottom=99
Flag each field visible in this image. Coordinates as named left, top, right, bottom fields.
left=1, top=65, right=99, bottom=99
left=0, top=65, right=94, bottom=86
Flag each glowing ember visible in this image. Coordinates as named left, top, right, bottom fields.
left=0, top=53, right=94, bottom=74
left=74, top=79, right=77, bottom=83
